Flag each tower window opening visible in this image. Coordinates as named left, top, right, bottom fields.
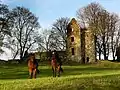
left=71, top=48, right=75, bottom=55
left=71, top=37, right=74, bottom=42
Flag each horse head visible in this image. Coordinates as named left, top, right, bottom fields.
left=28, top=53, right=35, bottom=62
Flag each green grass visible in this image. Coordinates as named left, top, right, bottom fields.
left=1, top=61, right=120, bottom=90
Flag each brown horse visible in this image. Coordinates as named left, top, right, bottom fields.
left=51, top=54, right=61, bottom=77
left=27, top=53, right=37, bottom=79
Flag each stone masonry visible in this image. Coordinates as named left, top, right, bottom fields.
left=66, top=18, right=95, bottom=64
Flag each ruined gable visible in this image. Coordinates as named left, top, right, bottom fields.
left=66, top=18, right=81, bottom=62
left=66, top=18, right=95, bottom=63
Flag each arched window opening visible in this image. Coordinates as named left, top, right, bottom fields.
left=71, top=48, right=75, bottom=55
left=71, top=37, right=74, bottom=42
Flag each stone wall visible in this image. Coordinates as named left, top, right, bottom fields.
left=34, top=51, right=66, bottom=61
left=85, top=29, right=95, bottom=63
left=66, top=18, right=81, bottom=62
left=81, top=28, right=87, bottom=63
left=66, top=18, right=96, bottom=64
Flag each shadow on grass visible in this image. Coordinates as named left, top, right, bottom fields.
left=0, top=66, right=53, bottom=80
left=0, top=71, right=28, bottom=80
left=63, top=66, right=120, bottom=76
left=0, top=64, right=120, bottom=80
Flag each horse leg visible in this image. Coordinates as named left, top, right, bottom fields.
left=52, top=67, right=55, bottom=77
left=60, top=67, right=63, bottom=73
left=54, top=67, right=56, bottom=77
left=60, top=65, right=63, bottom=73
left=36, top=65, right=40, bottom=74
left=57, top=65, right=60, bottom=77
left=33, top=69, right=37, bottom=79
left=29, top=68, right=32, bottom=79
left=52, top=66, right=57, bottom=77
left=37, top=68, right=40, bottom=74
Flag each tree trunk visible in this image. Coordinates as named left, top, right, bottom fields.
left=13, top=50, right=19, bottom=60
left=103, top=45, right=107, bottom=60
left=98, top=50, right=101, bottom=60
left=95, top=36, right=97, bottom=62
left=20, top=49, right=24, bottom=63
left=113, top=56, right=115, bottom=61
left=102, top=36, right=107, bottom=60
left=112, top=47, right=116, bottom=61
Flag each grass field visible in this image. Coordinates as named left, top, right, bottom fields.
left=1, top=61, right=120, bottom=90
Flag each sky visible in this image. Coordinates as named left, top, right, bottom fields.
left=0, top=0, right=120, bottom=60
left=1, top=0, right=120, bottom=28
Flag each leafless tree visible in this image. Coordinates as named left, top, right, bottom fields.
left=5, top=7, right=40, bottom=61
left=97, top=10, right=110, bottom=60
left=76, top=2, right=115, bottom=60
left=52, top=17, right=70, bottom=50
left=0, top=4, right=11, bottom=53
left=77, top=2, right=105, bottom=60
left=109, top=13, right=120, bottom=60
left=36, top=29, right=53, bottom=52
left=77, top=2, right=103, bottom=31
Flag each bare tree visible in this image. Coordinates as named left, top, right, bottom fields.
left=76, top=2, right=114, bottom=60
left=109, top=13, right=120, bottom=61
left=97, top=10, right=110, bottom=60
left=49, top=31, right=65, bottom=50
left=0, top=4, right=11, bottom=53
left=77, top=2, right=105, bottom=60
left=5, top=7, right=40, bottom=61
left=52, top=17, right=70, bottom=50
left=96, top=11, right=120, bottom=60
left=77, top=2, right=103, bottom=30
left=36, top=29, right=52, bottom=52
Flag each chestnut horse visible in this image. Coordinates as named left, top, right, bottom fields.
left=51, top=54, right=60, bottom=77
left=27, top=53, right=37, bottom=79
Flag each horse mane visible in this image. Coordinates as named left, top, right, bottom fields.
left=27, top=53, right=35, bottom=62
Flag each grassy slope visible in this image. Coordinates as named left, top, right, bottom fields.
left=0, top=61, right=120, bottom=90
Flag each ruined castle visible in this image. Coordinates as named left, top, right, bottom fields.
left=66, top=18, right=95, bottom=63
left=34, top=18, right=96, bottom=64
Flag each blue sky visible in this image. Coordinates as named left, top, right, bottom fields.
left=1, top=0, right=120, bottom=28
left=0, top=0, right=119, bottom=60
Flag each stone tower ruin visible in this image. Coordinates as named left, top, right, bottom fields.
left=66, top=18, right=95, bottom=63
left=66, top=18, right=81, bottom=63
